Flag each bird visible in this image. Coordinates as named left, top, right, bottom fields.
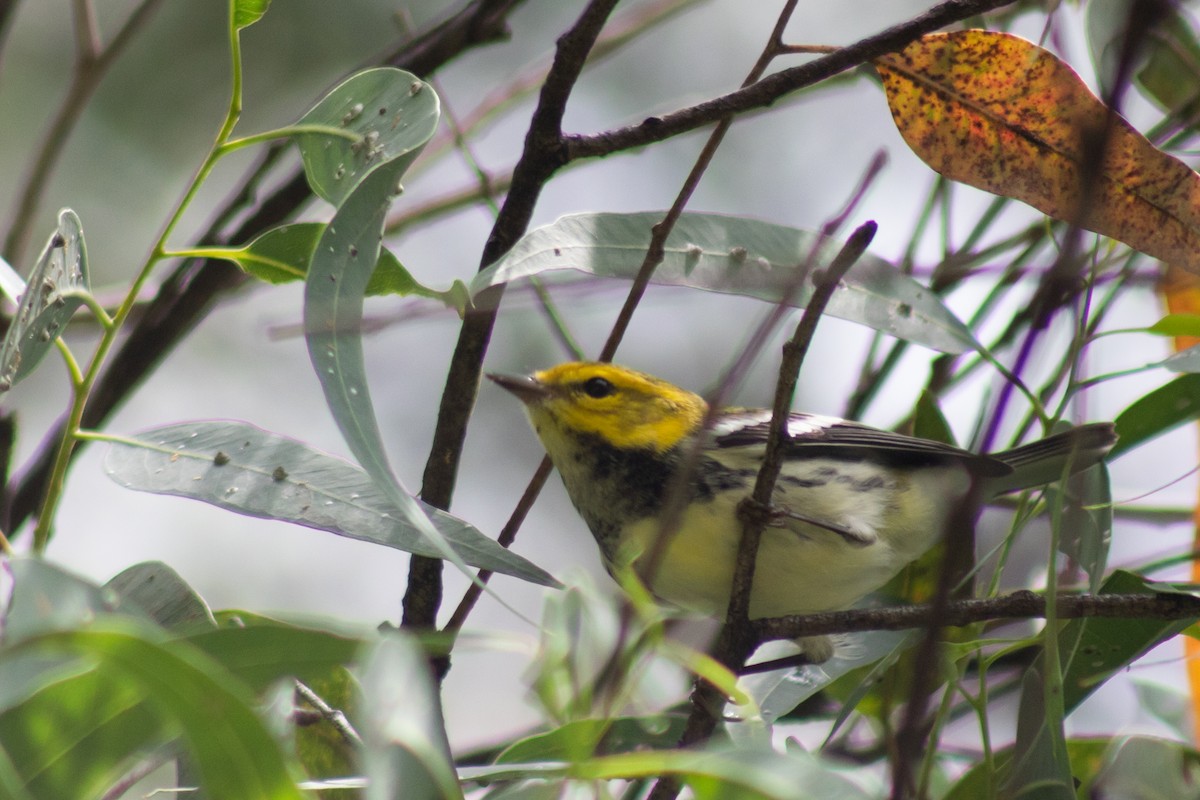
left=489, top=361, right=1116, bottom=660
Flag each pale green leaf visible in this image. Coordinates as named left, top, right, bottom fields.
left=0, top=209, right=90, bottom=394
left=470, top=212, right=976, bottom=354
left=103, top=421, right=557, bottom=587
left=359, top=635, right=463, bottom=800
left=297, top=68, right=439, bottom=208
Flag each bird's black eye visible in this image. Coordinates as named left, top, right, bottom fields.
left=582, top=376, right=615, bottom=398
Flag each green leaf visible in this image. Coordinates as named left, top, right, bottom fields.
left=1111, top=374, right=1200, bottom=457
left=469, top=211, right=977, bottom=354
left=228, top=223, right=465, bottom=311
left=3, top=558, right=124, bottom=643
left=359, top=634, right=462, bottom=800
left=1146, top=313, right=1200, bottom=338
left=0, top=209, right=90, bottom=395
left=1086, top=735, right=1200, bottom=798
left=303, top=127, right=509, bottom=601
left=233, top=0, right=271, bottom=30
left=1003, top=666, right=1075, bottom=800
left=103, top=421, right=557, bottom=587
left=557, top=747, right=876, bottom=799
left=1049, top=464, right=1112, bottom=594
left=296, top=68, right=440, bottom=208
left=912, top=390, right=956, bottom=445
left=496, top=716, right=687, bottom=765
left=105, top=561, right=217, bottom=631
left=10, top=622, right=303, bottom=800
left=0, top=664, right=167, bottom=800
left=946, top=739, right=1110, bottom=800
left=185, top=620, right=361, bottom=693
left=1056, top=570, right=1193, bottom=715
left=1136, top=10, right=1200, bottom=119
left=294, top=666, right=358, bottom=788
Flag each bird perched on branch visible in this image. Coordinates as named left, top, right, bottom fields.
left=491, top=361, right=1116, bottom=661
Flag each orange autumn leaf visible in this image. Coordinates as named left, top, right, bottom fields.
left=1159, top=263, right=1200, bottom=745
left=1162, top=264, right=1200, bottom=349
left=876, top=30, right=1200, bottom=273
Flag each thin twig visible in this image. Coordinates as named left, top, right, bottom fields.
left=408, top=0, right=623, bottom=633
left=443, top=456, right=554, bottom=636
left=3, top=0, right=166, bottom=265
left=731, top=221, right=879, bottom=622
left=294, top=680, right=363, bottom=747
left=568, top=0, right=1017, bottom=161
left=597, top=0, right=802, bottom=362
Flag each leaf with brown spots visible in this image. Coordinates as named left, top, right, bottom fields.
left=875, top=30, right=1200, bottom=273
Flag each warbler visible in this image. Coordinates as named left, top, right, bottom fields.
left=490, top=362, right=1116, bottom=657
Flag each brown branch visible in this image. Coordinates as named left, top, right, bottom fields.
left=3, top=0, right=166, bottom=265
left=751, top=590, right=1200, bottom=641
left=567, top=0, right=1016, bottom=161
left=406, top=0, right=622, bottom=632
left=649, top=223, right=878, bottom=800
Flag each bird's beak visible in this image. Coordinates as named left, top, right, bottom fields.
left=487, top=372, right=550, bottom=405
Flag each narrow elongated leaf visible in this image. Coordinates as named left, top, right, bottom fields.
left=470, top=211, right=975, bottom=354
left=11, top=623, right=303, bottom=800
left=1163, top=342, right=1200, bottom=372
left=1056, top=571, right=1194, bottom=714
left=0, top=666, right=166, bottom=800
left=471, top=747, right=878, bottom=799
left=103, top=421, right=557, bottom=587
left=1146, top=313, right=1200, bottom=338
left=1051, top=465, right=1113, bottom=593
left=302, top=103, right=512, bottom=601
left=359, top=635, right=462, bottom=800
left=1111, top=374, right=1200, bottom=457
left=496, top=717, right=686, bottom=765
left=228, top=222, right=466, bottom=311
left=185, top=621, right=361, bottom=693
left=1088, top=736, right=1200, bottom=798
left=946, top=740, right=1109, bottom=800
left=4, top=558, right=123, bottom=643
left=297, top=68, right=439, bottom=208
left=0, top=209, right=89, bottom=394
left=1003, top=666, right=1074, bottom=800
left=876, top=31, right=1200, bottom=274
left=1088, top=1, right=1200, bottom=121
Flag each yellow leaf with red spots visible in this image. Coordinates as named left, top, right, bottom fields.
left=876, top=30, right=1200, bottom=273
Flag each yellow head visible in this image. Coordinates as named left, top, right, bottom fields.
left=489, top=362, right=706, bottom=453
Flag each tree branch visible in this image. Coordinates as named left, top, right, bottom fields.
left=406, top=0, right=622, bottom=632
left=566, top=0, right=1015, bottom=161
left=751, top=590, right=1200, bottom=642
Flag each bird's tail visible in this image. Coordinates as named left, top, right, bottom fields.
left=987, top=422, right=1117, bottom=495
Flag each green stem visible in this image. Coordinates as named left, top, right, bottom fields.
left=218, top=123, right=360, bottom=154
left=31, top=0, right=249, bottom=552
left=64, top=289, right=115, bottom=331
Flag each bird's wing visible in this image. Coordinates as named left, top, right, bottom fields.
left=710, top=409, right=1012, bottom=476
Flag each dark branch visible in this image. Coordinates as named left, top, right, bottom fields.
left=753, top=590, right=1200, bottom=641
left=567, top=0, right=1015, bottom=161
left=406, top=0, right=622, bottom=633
